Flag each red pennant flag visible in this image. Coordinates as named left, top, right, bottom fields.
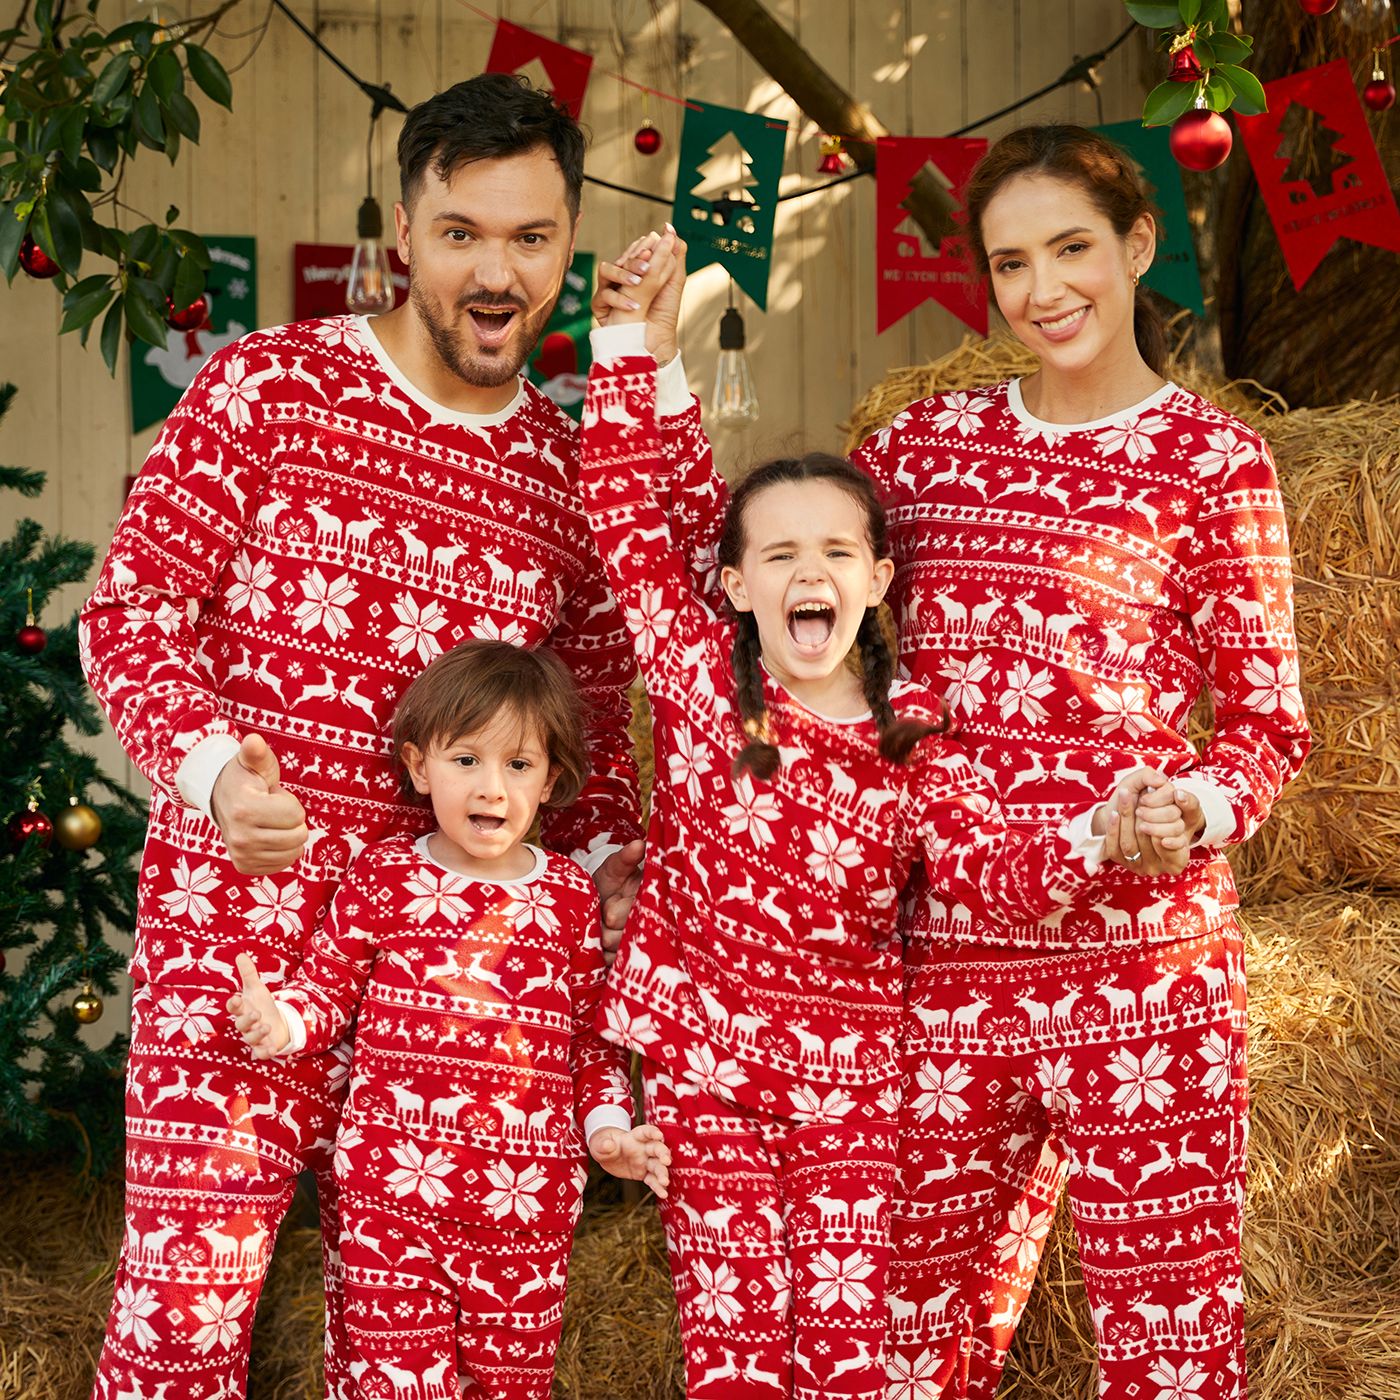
left=1236, top=59, right=1400, bottom=291
left=484, top=18, right=593, bottom=120
left=876, top=136, right=987, bottom=336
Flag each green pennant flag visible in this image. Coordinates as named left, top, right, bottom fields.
left=672, top=100, right=787, bottom=310
left=526, top=253, right=595, bottom=420
left=1094, top=121, right=1205, bottom=317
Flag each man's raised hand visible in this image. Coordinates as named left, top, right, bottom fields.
left=210, top=732, right=309, bottom=874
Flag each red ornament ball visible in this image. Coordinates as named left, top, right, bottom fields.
left=16, top=623, right=46, bottom=654
left=1297, top=0, right=1338, bottom=12
left=18, top=236, right=59, bottom=280
left=166, top=294, right=209, bottom=331
left=1170, top=109, right=1233, bottom=171
left=634, top=123, right=662, bottom=156
left=1363, top=78, right=1396, bottom=112
left=9, top=807, right=53, bottom=848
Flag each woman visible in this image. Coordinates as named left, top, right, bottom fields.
left=854, top=125, right=1309, bottom=1400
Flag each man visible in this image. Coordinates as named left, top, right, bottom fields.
left=81, top=74, right=698, bottom=1400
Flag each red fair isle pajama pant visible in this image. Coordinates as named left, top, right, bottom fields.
left=91, top=982, right=352, bottom=1400
left=888, top=924, right=1248, bottom=1400
left=338, top=1192, right=572, bottom=1400
left=643, top=1061, right=897, bottom=1400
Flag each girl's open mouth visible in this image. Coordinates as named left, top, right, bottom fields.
left=468, top=815, right=506, bottom=833
left=787, top=601, right=835, bottom=652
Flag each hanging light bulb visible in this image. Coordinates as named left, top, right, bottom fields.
left=347, top=194, right=395, bottom=315
left=711, top=289, right=758, bottom=428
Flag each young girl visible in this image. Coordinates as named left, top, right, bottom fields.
left=228, top=640, right=668, bottom=1400
left=854, top=127, right=1310, bottom=1400
left=580, top=233, right=1186, bottom=1400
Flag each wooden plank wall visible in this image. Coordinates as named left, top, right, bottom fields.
left=1, top=0, right=1150, bottom=798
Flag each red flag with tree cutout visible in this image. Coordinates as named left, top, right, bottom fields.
left=484, top=19, right=593, bottom=119
left=1235, top=59, right=1400, bottom=291
left=876, top=136, right=987, bottom=335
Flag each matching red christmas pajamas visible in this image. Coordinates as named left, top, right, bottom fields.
left=81, top=316, right=706, bottom=1398
left=856, top=379, right=1310, bottom=1399
left=579, top=329, right=1107, bottom=1399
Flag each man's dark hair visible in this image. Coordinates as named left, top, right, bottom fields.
left=397, top=73, right=586, bottom=217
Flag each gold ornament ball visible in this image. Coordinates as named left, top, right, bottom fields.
left=55, top=801, right=102, bottom=851
left=73, top=986, right=104, bottom=1024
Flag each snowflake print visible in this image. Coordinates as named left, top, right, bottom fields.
left=387, top=592, right=448, bottom=664
left=112, top=1279, right=162, bottom=1351
left=939, top=654, right=993, bottom=715
left=602, top=999, right=655, bottom=1045
left=1107, top=1042, right=1176, bottom=1117
left=1093, top=413, right=1171, bottom=464
left=1148, top=1357, right=1210, bottom=1400
left=244, top=877, right=306, bottom=937
left=481, top=1159, right=548, bottom=1225
left=888, top=1347, right=944, bottom=1399
left=205, top=356, right=276, bottom=431
left=158, top=858, right=221, bottom=925
left=1241, top=655, right=1302, bottom=717
left=722, top=772, right=783, bottom=847
left=384, top=1141, right=456, bottom=1207
left=691, top=1259, right=744, bottom=1325
left=683, top=1042, right=750, bottom=1096
left=403, top=869, right=465, bottom=926
left=666, top=728, right=714, bottom=804
left=293, top=567, right=358, bottom=640
left=805, top=822, right=862, bottom=888
left=225, top=551, right=276, bottom=621
left=764, top=1260, right=790, bottom=1315
left=994, top=1200, right=1055, bottom=1272
left=470, top=615, right=527, bottom=646
left=189, top=1290, right=251, bottom=1353
left=909, top=1057, right=973, bottom=1123
left=1196, top=1029, right=1232, bottom=1100
left=932, top=392, right=994, bottom=438
left=1014, top=419, right=1068, bottom=450
left=1190, top=425, right=1255, bottom=478
left=1034, top=1053, right=1078, bottom=1109
left=1000, top=660, right=1055, bottom=725
left=333, top=1121, right=364, bottom=1180
left=869, top=407, right=914, bottom=455
left=624, top=588, right=676, bottom=661
left=809, top=1248, right=876, bottom=1312
left=788, top=1084, right=855, bottom=1121
left=501, top=886, right=561, bottom=936
left=1089, top=682, right=1155, bottom=738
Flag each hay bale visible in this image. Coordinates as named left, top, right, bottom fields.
left=1005, top=893, right=1400, bottom=1400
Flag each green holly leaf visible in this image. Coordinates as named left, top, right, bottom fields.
left=123, top=277, right=170, bottom=348
left=162, top=90, right=201, bottom=143
left=1219, top=63, right=1267, bottom=116
left=1199, top=0, right=1230, bottom=27
left=1179, top=0, right=1201, bottom=23
left=0, top=200, right=31, bottom=280
left=1207, top=32, right=1252, bottom=63
left=168, top=227, right=211, bottom=269
left=127, top=222, right=159, bottom=265
left=172, top=249, right=204, bottom=310
left=1125, top=3, right=1182, bottom=27
left=98, top=297, right=123, bottom=374
left=185, top=45, right=232, bottom=110
left=148, top=47, right=183, bottom=103
left=1204, top=70, right=1234, bottom=111
left=90, top=52, right=132, bottom=110
left=1143, top=79, right=1198, bottom=127
left=60, top=281, right=114, bottom=334
left=134, top=82, right=165, bottom=149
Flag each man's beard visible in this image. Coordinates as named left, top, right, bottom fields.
left=410, top=273, right=559, bottom=389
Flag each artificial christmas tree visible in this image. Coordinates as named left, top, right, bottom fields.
left=0, top=382, right=146, bottom=1175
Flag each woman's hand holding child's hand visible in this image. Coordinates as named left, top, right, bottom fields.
left=593, top=228, right=679, bottom=329
left=226, top=952, right=291, bottom=1060
left=1093, top=767, right=1193, bottom=876
left=589, top=1123, right=671, bottom=1199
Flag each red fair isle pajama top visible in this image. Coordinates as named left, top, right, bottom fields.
left=578, top=327, right=1107, bottom=1400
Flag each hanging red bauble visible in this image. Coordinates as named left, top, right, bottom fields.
left=166, top=294, right=209, bottom=331
left=1297, top=0, right=1338, bottom=12
left=634, top=121, right=662, bottom=156
left=18, top=236, right=59, bottom=280
left=1167, top=45, right=1205, bottom=83
left=1170, top=109, right=1233, bottom=171
left=817, top=135, right=847, bottom=175
left=1363, top=78, right=1396, bottom=111
left=9, top=804, right=53, bottom=848
left=16, top=623, right=46, bottom=653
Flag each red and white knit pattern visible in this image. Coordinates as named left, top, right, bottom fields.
left=578, top=343, right=1101, bottom=1125
left=854, top=378, right=1310, bottom=950
left=277, top=836, right=631, bottom=1234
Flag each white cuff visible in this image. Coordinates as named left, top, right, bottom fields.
left=575, top=836, right=624, bottom=878
left=655, top=352, right=693, bottom=418
left=174, top=732, right=242, bottom=818
left=584, top=1105, right=635, bottom=1145
left=1172, top=775, right=1235, bottom=847
left=1062, top=806, right=1107, bottom=876
left=272, top=996, right=308, bottom=1055
left=590, top=322, right=649, bottom=367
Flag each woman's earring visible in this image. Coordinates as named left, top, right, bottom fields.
left=1132, top=270, right=1142, bottom=287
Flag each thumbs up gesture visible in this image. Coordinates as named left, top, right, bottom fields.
left=211, top=732, right=309, bottom=874
left=226, top=952, right=290, bottom=1059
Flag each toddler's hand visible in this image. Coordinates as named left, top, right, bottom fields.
left=226, top=952, right=291, bottom=1060
left=589, top=1122, right=671, bottom=1199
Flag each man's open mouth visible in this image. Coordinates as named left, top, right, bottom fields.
left=466, top=306, right=519, bottom=344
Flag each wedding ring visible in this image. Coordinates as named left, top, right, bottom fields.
left=1123, top=850, right=1144, bottom=863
